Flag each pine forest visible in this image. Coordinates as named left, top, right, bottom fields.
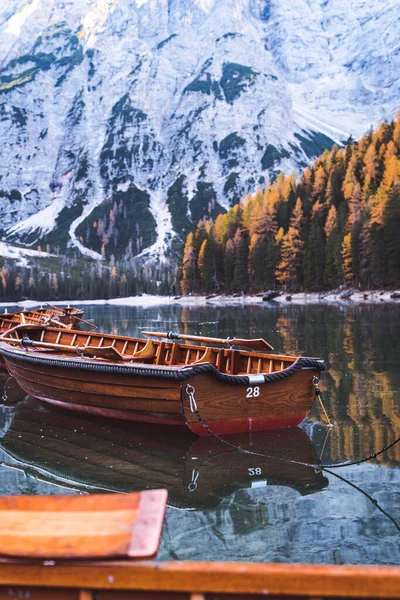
left=181, top=116, right=400, bottom=295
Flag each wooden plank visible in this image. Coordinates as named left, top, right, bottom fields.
left=98, top=593, right=190, bottom=600
left=3, top=354, right=180, bottom=389
left=0, top=589, right=80, bottom=600
left=3, top=326, right=298, bottom=369
left=79, top=592, right=94, bottom=600
left=0, top=562, right=399, bottom=598
left=7, top=373, right=181, bottom=414
left=6, top=361, right=181, bottom=398
left=0, top=491, right=167, bottom=559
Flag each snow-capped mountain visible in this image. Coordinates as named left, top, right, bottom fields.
left=0, top=0, right=399, bottom=262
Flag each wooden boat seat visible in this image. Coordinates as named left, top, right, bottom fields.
left=77, top=341, right=157, bottom=363
left=77, top=345, right=125, bottom=361
left=130, top=339, right=156, bottom=361
left=0, top=491, right=167, bottom=559
left=188, top=346, right=217, bottom=366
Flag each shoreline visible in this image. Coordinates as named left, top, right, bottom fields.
left=1, top=289, right=399, bottom=309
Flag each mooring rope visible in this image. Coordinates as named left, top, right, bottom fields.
left=188, top=396, right=400, bottom=533
left=323, top=467, right=400, bottom=532
left=186, top=384, right=400, bottom=471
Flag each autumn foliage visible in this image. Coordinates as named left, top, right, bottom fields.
left=181, top=115, right=400, bottom=294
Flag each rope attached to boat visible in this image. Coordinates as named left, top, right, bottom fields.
left=0, top=346, right=326, bottom=384
left=186, top=384, right=400, bottom=471
left=1, top=376, right=15, bottom=404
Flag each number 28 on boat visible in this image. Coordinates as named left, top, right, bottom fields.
left=0, top=326, right=327, bottom=436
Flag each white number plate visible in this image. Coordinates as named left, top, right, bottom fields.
left=246, top=386, right=260, bottom=398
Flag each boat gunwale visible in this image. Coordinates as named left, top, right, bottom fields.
left=0, top=558, right=399, bottom=598
left=0, top=325, right=310, bottom=363
left=0, top=343, right=326, bottom=384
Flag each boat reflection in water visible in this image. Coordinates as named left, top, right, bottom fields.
left=1, top=397, right=328, bottom=510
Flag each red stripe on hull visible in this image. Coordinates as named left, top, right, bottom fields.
left=185, top=413, right=309, bottom=436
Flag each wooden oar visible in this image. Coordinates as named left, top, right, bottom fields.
left=0, top=333, right=157, bottom=363
left=142, top=331, right=274, bottom=351
left=48, top=318, right=70, bottom=329
left=44, top=302, right=64, bottom=315
left=69, top=314, right=97, bottom=331
left=1, top=335, right=124, bottom=361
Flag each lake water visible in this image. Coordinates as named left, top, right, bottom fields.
left=0, top=301, right=399, bottom=565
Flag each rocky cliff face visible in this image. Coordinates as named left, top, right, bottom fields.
left=0, top=0, right=398, bottom=263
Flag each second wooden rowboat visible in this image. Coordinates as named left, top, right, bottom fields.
left=0, top=306, right=85, bottom=333
left=35, top=304, right=85, bottom=326
left=0, top=308, right=87, bottom=372
left=0, top=325, right=326, bottom=436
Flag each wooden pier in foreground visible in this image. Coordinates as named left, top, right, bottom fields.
left=0, top=560, right=399, bottom=599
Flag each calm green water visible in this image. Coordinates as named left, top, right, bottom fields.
left=0, top=302, right=399, bottom=565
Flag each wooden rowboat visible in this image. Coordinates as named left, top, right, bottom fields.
left=0, top=308, right=87, bottom=371
left=0, top=306, right=85, bottom=330
left=34, top=304, right=85, bottom=327
left=0, top=325, right=326, bottom=436
left=0, top=310, right=58, bottom=332
left=0, top=312, right=62, bottom=372
left=1, top=398, right=328, bottom=508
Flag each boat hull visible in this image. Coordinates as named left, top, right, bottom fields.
left=180, top=369, right=320, bottom=435
left=0, top=348, right=321, bottom=436
left=2, top=350, right=185, bottom=427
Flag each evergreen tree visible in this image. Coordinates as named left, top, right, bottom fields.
left=249, top=234, right=266, bottom=291
left=324, top=205, right=343, bottom=287
left=198, top=237, right=216, bottom=292
left=233, top=229, right=249, bottom=291
left=275, top=198, right=304, bottom=290
left=383, top=184, right=400, bottom=287
left=223, top=239, right=235, bottom=292
left=304, top=200, right=325, bottom=291
left=181, top=114, right=400, bottom=295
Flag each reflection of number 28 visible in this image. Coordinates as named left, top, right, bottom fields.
left=248, top=467, right=262, bottom=475
left=246, top=386, right=260, bottom=398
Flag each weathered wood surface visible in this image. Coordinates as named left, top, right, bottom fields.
left=0, top=372, right=26, bottom=404
left=0, top=561, right=399, bottom=598
left=0, top=491, right=167, bottom=559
